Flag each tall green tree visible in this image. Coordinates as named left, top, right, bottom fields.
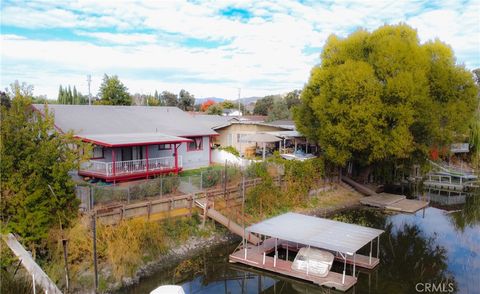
left=1, top=83, right=84, bottom=254
left=207, top=103, right=223, bottom=115
left=177, top=89, right=195, bottom=111
left=161, top=90, right=178, bottom=106
left=294, top=24, right=478, bottom=167
left=253, top=95, right=276, bottom=115
left=98, top=74, right=131, bottom=105
left=1, top=91, right=11, bottom=108
left=285, top=89, right=301, bottom=110
left=267, top=99, right=289, bottom=121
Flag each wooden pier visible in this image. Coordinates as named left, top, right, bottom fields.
left=342, top=176, right=429, bottom=213
left=229, top=243, right=357, bottom=292
left=360, top=193, right=428, bottom=213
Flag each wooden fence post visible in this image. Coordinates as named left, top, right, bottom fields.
left=189, top=194, right=193, bottom=217
left=147, top=201, right=152, bottom=221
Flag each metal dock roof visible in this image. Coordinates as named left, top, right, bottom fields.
left=246, top=212, right=384, bottom=254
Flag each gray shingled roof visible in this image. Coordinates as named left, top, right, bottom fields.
left=33, top=104, right=217, bottom=138
left=191, top=114, right=239, bottom=129
left=247, top=212, right=384, bottom=254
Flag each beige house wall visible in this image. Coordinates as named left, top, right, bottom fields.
left=213, top=123, right=286, bottom=154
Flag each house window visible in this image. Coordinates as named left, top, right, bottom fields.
left=159, top=144, right=171, bottom=150
left=92, top=146, right=104, bottom=159
left=187, top=137, right=203, bottom=151
left=237, top=134, right=248, bottom=143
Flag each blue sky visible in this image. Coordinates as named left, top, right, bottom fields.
left=1, top=0, right=479, bottom=100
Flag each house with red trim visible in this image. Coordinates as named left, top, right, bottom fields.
left=33, top=104, right=217, bottom=182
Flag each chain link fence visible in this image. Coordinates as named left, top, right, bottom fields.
left=76, top=163, right=245, bottom=207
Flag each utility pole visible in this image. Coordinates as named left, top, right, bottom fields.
left=238, top=88, right=242, bottom=116
left=90, top=187, right=98, bottom=292
left=87, top=75, right=92, bottom=106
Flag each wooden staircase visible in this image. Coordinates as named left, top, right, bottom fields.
left=194, top=199, right=261, bottom=245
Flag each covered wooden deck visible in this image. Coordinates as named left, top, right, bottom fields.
left=229, top=212, right=384, bottom=292
left=230, top=243, right=357, bottom=292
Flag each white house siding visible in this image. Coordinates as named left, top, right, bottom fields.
left=90, top=137, right=210, bottom=170
left=178, top=136, right=210, bottom=170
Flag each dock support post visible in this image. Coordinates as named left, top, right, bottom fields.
left=32, top=274, right=36, bottom=294
left=353, top=253, right=356, bottom=277
left=377, top=236, right=380, bottom=258
left=306, top=245, right=310, bottom=275
left=342, top=253, right=346, bottom=285
left=263, top=252, right=266, bottom=265
left=369, top=241, right=372, bottom=265
left=274, top=238, right=277, bottom=268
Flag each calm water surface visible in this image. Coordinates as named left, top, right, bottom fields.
left=119, top=190, right=479, bottom=294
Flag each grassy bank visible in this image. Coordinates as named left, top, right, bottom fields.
left=42, top=213, right=219, bottom=293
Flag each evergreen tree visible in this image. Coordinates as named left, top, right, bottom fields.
left=98, top=74, right=131, bottom=105
left=67, top=85, right=73, bottom=104
left=1, top=85, right=84, bottom=254
left=57, top=85, right=64, bottom=104
left=73, top=86, right=78, bottom=105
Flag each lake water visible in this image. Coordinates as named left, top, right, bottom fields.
left=119, top=190, right=479, bottom=294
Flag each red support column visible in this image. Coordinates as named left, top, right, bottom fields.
left=174, top=143, right=179, bottom=174
left=112, top=148, right=116, bottom=177
left=145, top=144, right=149, bottom=179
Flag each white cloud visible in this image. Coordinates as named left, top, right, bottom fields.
left=1, top=0, right=479, bottom=99
left=75, top=31, right=158, bottom=45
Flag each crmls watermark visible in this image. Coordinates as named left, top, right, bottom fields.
left=415, top=282, right=455, bottom=293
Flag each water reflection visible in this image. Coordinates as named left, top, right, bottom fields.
left=120, top=194, right=480, bottom=294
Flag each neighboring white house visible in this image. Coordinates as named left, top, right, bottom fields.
left=33, top=104, right=217, bottom=182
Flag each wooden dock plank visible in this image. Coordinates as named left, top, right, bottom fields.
left=335, top=253, right=379, bottom=270
left=386, top=199, right=429, bottom=213
left=229, top=247, right=357, bottom=292
left=205, top=208, right=261, bottom=244
left=360, top=193, right=405, bottom=207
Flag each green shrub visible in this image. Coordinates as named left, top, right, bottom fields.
left=162, top=175, right=180, bottom=194
left=219, top=146, right=240, bottom=156
left=201, top=167, right=220, bottom=188
left=245, top=162, right=269, bottom=179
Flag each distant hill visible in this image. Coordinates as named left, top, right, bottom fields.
left=232, top=96, right=262, bottom=104
left=195, top=97, right=225, bottom=105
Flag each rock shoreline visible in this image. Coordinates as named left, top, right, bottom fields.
left=107, top=232, right=239, bottom=293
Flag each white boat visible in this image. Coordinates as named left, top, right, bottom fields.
left=291, top=247, right=334, bottom=278
left=150, top=285, right=185, bottom=294
left=280, top=150, right=316, bottom=161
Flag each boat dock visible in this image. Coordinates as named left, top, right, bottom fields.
left=230, top=243, right=357, bottom=292
left=360, top=193, right=429, bottom=213
left=342, top=176, right=429, bottom=213
left=229, top=212, right=384, bottom=292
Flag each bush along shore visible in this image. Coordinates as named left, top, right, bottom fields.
left=3, top=159, right=363, bottom=293
left=92, top=183, right=363, bottom=293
